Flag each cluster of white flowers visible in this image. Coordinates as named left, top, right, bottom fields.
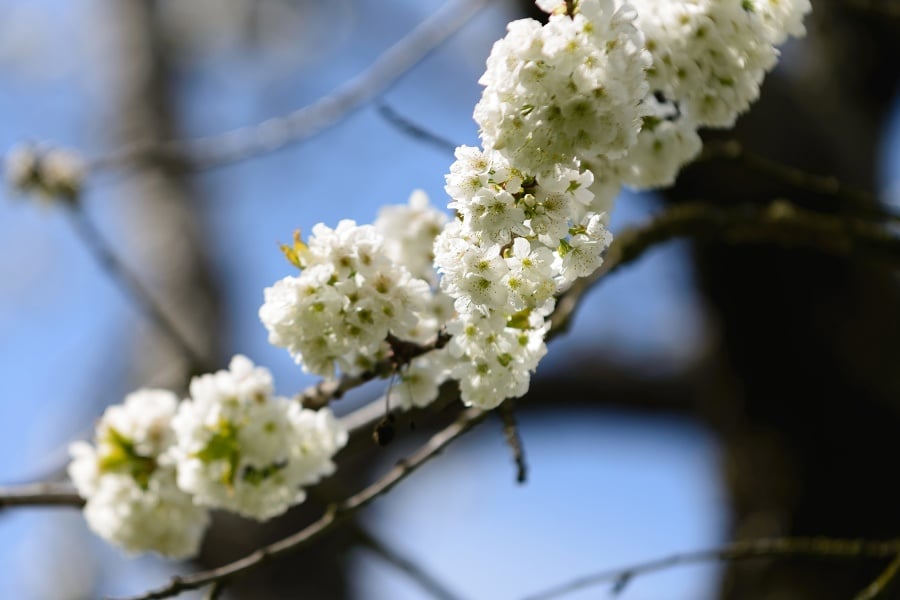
left=257, top=0, right=809, bottom=412
left=69, top=356, right=347, bottom=556
left=615, top=0, right=811, bottom=187
left=260, top=212, right=439, bottom=379
left=431, top=146, right=611, bottom=407
left=69, top=389, right=210, bottom=558
left=69, top=0, right=813, bottom=560
left=474, top=0, right=650, bottom=176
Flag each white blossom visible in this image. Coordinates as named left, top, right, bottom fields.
left=631, top=0, right=811, bottom=128
left=375, top=190, right=449, bottom=284
left=260, top=220, right=434, bottom=378
left=170, top=355, right=347, bottom=521
left=474, top=0, right=651, bottom=175
left=68, top=389, right=209, bottom=558
left=446, top=313, right=548, bottom=409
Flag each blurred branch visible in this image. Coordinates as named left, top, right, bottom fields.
left=499, top=401, right=528, bottom=484
left=4, top=199, right=900, bottom=503
left=297, top=331, right=451, bottom=409
left=377, top=103, right=459, bottom=155
left=83, top=0, right=493, bottom=173
left=112, top=406, right=487, bottom=600
left=841, top=0, right=900, bottom=18
left=0, top=482, right=82, bottom=508
left=202, top=581, right=226, bottom=600
left=66, top=203, right=210, bottom=374
left=352, top=522, right=464, bottom=600
left=551, top=200, right=900, bottom=334
left=522, top=537, right=900, bottom=600
left=700, top=140, right=887, bottom=216
left=853, top=552, right=900, bottom=600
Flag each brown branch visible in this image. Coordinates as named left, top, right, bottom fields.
left=352, top=522, right=464, bottom=600
left=5, top=199, right=900, bottom=505
left=550, top=200, right=900, bottom=336
left=66, top=203, right=211, bottom=374
left=296, top=331, right=450, bottom=409
left=522, top=537, right=900, bottom=600
left=499, top=401, right=527, bottom=484
left=202, top=581, right=226, bottom=600
left=700, top=140, right=888, bottom=217
left=841, top=0, right=900, bottom=18
left=377, top=103, right=459, bottom=155
left=0, top=482, right=82, bottom=508
left=110, top=406, right=487, bottom=600
left=853, top=552, right=900, bottom=600
left=82, top=0, right=493, bottom=173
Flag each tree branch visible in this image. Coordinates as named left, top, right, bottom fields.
left=352, top=522, right=464, bottom=600
left=522, top=538, right=900, bottom=600
left=5, top=199, right=900, bottom=503
left=296, top=331, right=451, bottom=409
left=377, top=103, right=459, bottom=155
left=550, top=200, right=900, bottom=335
left=110, top=406, right=487, bottom=600
left=66, top=203, right=211, bottom=374
left=853, top=551, right=900, bottom=600
left=81, top=0, right=493, bottom=173
left=0, top=482, right=83, bottom=509
left=700, top=140, right=888, bottom=217
left=499, top=401, right=527, bottom=484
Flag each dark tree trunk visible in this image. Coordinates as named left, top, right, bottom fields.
left=664, top=3, right=900, bottom=598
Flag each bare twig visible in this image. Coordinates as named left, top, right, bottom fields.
left=203, top=580, right=226, bottom=600
left=550, top=200, right=900, bottom=335
left=701, top=140, right=888, bottom=215
left=353, top=522, right=463, bottom=600
left=111, top=407, right=487, bottom=600
left=66, top=204, right=210, bottom=374
left=377, top=103, right=459, bottom=155
left=4, top=199, right=900, bottom=493
left=296, top=331, right=450, bottom=409
left=0, top=482, right=82, bottom=508
left=853, top=552, right=900, bottom=600
left=84, top=0, right=493, bottom=173
left=522, top=537, right=900, bottom=600
left=841, top=0, right=900, bottom=18
left=499, top=401, right=527, bottom=484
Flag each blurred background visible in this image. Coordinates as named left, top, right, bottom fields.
left=0, top=0, right=899, bottom=598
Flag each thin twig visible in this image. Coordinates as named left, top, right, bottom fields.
left=0, top=482, right=82, bottom=508
left=110, top=407, right=487, bottom=600
left=701, top=140, right=889, bottom=216
left=853, top=552, right=900, bottom=600
left=66, top=205, right=210, bottom=373
left=550, top=200, right=900, bottom=335
left=302, top=200, right=900, bottom=412
left=296, top=331, right=450, bottom=409
left=203, top=580, right=226, bottom=600
left=522, top=538, right=900, bottom=600
left=353, top=522, right=464, bottom=600
left=841, top=0, right=900, bottom=18
left=84, top=0, right=493, bottom=173
left=499, top=401, right=527, bottom=484
left=377, top=103, right=459, bottom=155
left=4, top=199, right=900, bottom=493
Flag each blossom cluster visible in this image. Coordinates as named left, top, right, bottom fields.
left=68, top=0, right=813, bottom=560
left=256, top=0, right=810, bottom=412
left=426, top=0, right=810, bottom=408
left=69, top=356, right=347, bottom=558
